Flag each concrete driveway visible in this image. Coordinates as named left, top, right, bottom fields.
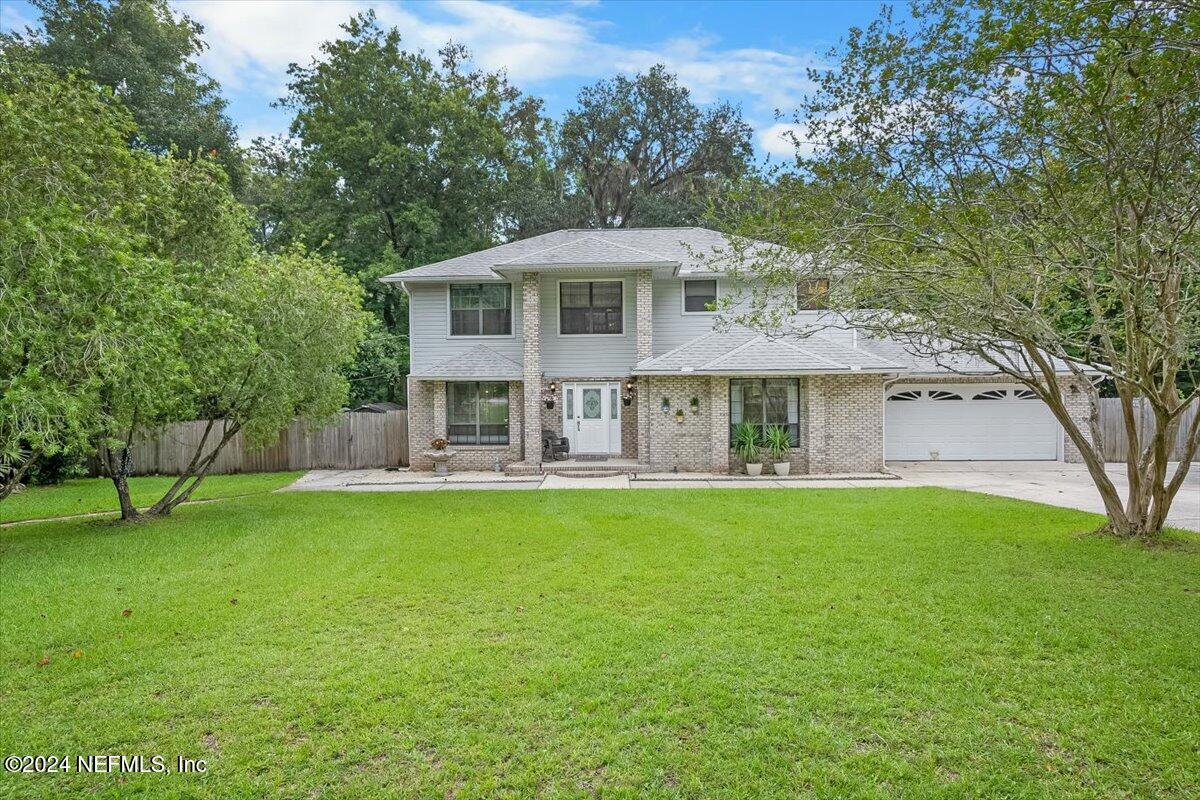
left=889, top=461, right=1200, bottom=531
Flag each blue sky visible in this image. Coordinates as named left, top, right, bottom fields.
left=0, top=0, right=892, bottom=159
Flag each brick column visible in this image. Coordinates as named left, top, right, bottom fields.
left=521, top=273, right=542, bottom=464
left=407, top=378, right=433, bottom=471
left=806, top=376, right=828, bottom=474
left=431, top=380, right=447, bottom=437
left=709, top=376, right=730, bottom=473
left=636, top=270, right=653, bottom=359
left=1061, top=378, right=1094, bottom=463
left=637, top=378, right=652, bottom=464
left=635, top=270, right=653, bottom=464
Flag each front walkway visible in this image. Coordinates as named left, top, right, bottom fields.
left=284, top=469, right=899, bottom=492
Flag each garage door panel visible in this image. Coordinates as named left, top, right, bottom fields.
left=885, top=384, right=1059, bottom=461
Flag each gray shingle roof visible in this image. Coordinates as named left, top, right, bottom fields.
left=633, top=328, right=907, bottom=375
left=498, top=235, right=675, bottom=267
left=855, top=335, right=1091, bottom=375
left=411, top=346, right=523, bottom=380
left=384, top=227, right=791, bottom=282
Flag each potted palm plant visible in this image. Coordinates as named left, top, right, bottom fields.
left=764, top=424, right=792, bottom=476
left=732, top=421, right=763, bottom=476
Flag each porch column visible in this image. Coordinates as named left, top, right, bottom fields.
left=521, top=272, right=542, bottom=464
left=709, top=376, right=730, bottom=473
left=636, top=270, right=653, bottom=464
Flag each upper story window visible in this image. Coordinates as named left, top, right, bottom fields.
left=796, top=278, right=830, bottom=310
left=559, top=280, right=623, bottom=335
left=449, top=283, right=511, bottom=336
left=682, top=279, right=718, bottom=313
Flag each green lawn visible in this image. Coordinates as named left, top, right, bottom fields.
left=1, top=487, right=1197, bottom=798
left=0, top=472, right=302, bottom=523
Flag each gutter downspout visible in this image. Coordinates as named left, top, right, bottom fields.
left=882, top=372, right=906, bottom=473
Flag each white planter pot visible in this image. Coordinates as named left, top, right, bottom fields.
left=773, top=462, right=791, bottom=477
left=745, top=462, right=763, bottom=476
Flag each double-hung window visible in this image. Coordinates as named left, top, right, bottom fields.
left=447, top=382, right=509, bottom=445
left=730, top=378, right=801, bottom=446
left=682, top=279, right=718, bottom=313
left=796, top=278, right=830, bottom=311
left=449, top=283, right=511, bottom=336
left=559, top=281, right=623, bottom=335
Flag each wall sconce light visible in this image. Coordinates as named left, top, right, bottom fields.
left=622, top=380, right=635, bottom=406
left=660, top=397, right=671, bottom=414
left=543, top=381, right=557, bottom=409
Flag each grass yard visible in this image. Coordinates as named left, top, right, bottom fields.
left=0, top=472, right=302, bottom=523
left=1, top=486, right=1197, bottom=798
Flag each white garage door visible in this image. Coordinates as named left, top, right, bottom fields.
left=885, top=384, right=1060, bottom=461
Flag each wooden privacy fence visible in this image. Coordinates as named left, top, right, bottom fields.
left=107, top=411, right=408, bottom=476
left=1097, top=398, right=1198, bottom=462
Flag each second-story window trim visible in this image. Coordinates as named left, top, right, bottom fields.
left=558, top=279, right=624, bottom=336
left=448, top=282, right=512, bottom=337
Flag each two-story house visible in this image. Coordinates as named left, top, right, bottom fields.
left=385, top=227, right=1093, bottom=474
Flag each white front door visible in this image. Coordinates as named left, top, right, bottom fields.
left=564, top=382, right=621, bottom=455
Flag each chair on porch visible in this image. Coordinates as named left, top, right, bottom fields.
left=542, top=429, right=570, bottom=461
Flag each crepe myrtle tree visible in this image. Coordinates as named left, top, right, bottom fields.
left=713, top=0, right=1200, bottom=537
left=109, top=247, right=369, bottom=520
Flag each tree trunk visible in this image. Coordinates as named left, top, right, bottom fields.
left=102, top=443, right=141, bottom=522
left=143, top=420, right=241, bottom=518
left=0, top=450, right=39, bottom=502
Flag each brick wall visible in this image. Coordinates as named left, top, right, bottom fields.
left=407, top=379, right=524, bottom=472
left=407, top=377, right=436, bottom=471
left=638, top=373, right=888, bottom=475
left=806, top=374, right=887, bottom=473
left=643, top=375, right=716, bottom=472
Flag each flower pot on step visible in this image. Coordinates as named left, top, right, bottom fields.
left=773, top=462, right=791, bottom=476
left=745, top=462, right=763, bottom=476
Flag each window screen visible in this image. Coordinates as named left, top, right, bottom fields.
left=683, top=279, right=717, bottom=312
left=450, top=284, right=511, bottom=336
left=560, top=281, right=623, bottom=334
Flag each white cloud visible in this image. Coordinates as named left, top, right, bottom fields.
left=176, top=0, right=822, bottom=114
left=0, top=2, right=37, bottom=35
left=179, top=1, right=388, bottom=92
left=759, top=122, right=809, bottom=158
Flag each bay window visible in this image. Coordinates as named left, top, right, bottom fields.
left=730, top=378, right=801, bottom=446
left=447, top=382, right=509, bottom=445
